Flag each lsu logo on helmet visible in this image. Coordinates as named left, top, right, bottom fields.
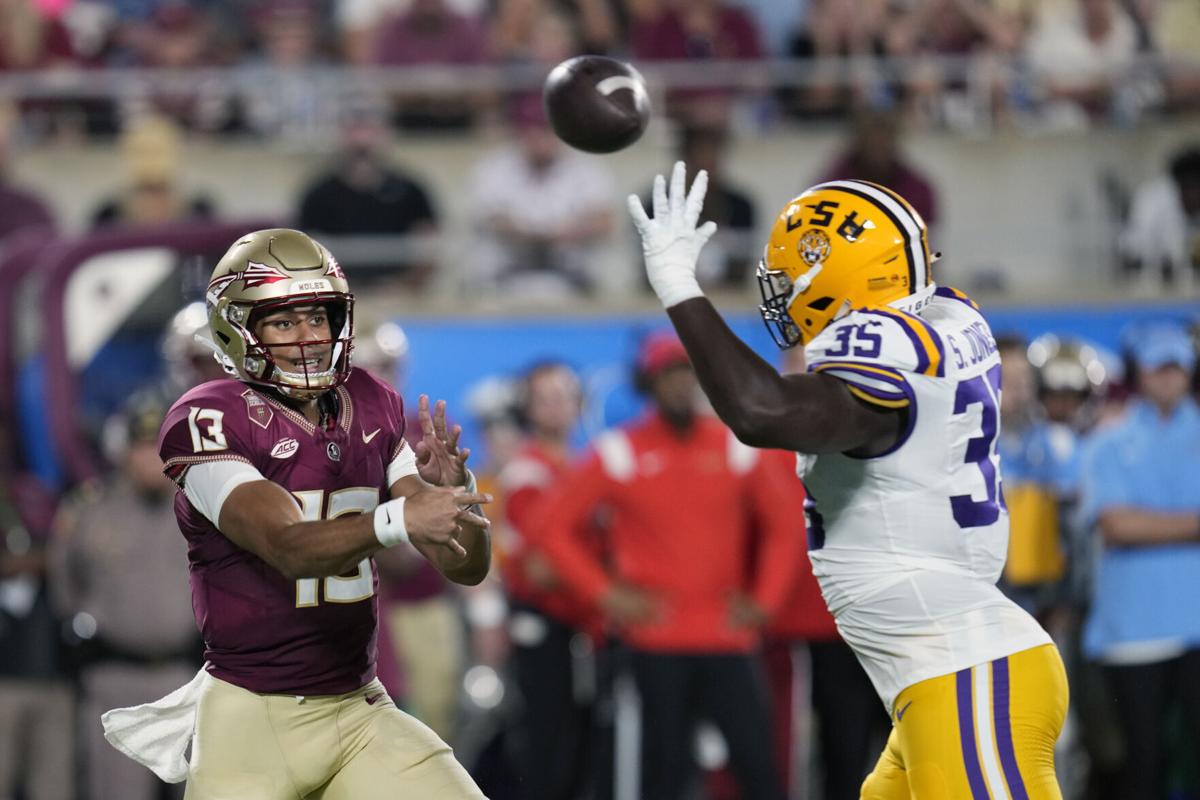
left=757, top=180, right=934, bottom=349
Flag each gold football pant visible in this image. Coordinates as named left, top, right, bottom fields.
left=184, top=675, right=485, bottom=800
left=860, top=643, right=1068, bottom=800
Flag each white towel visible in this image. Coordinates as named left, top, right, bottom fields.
left=100, top=666, right=211, bottom=784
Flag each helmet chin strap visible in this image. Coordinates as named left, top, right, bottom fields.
left=889, top=282, right=938, bottom=316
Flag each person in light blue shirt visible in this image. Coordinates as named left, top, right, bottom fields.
left=1080, top=320, right=1200, bottom=800
left=996, top=335, right=1074, bottom=617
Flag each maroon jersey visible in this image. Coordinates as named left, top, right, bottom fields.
left=158, top=368, right=409, bottom=695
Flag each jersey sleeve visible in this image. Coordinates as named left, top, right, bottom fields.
left=804, top=307, right=946, bottom=410
left=350, top=368, right=415, bottom=488
left=158, top=383, right=259, bottom=484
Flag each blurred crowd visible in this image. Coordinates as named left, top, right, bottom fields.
left=3, top=296, right=1200, bottom=799
left=0, top=0, right=1194, bottom=140
left=1, top=91, right=1197, bottom=301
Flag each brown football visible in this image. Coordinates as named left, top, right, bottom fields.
left=542, top=56, right=651, bottom=154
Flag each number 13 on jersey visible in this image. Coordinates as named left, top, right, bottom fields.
left=292, top=488, right=378, bottom=607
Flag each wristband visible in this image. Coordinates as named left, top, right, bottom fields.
left=373, top=498, right=409, bottom=548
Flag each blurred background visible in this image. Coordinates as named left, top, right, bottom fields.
left=0, top=0, right=1197, bottom=798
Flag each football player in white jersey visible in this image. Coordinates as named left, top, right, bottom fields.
left=627, top=163, right=1067, bottom=799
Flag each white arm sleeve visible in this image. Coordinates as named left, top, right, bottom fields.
left=387, top=442, right=419, bottom=487
left=182, top=460, right=267, bottom=526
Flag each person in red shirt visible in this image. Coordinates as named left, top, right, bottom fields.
left=498, top=360, right=605, bottom=800
left=818, top=109, right=939, bottom=229
left=532, top=332, right=802, bottom=800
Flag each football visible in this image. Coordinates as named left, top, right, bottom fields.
left=542, top=55, right=651, bottom=154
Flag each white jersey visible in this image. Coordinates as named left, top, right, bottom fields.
left=801, top=287, right=1051, bottom=712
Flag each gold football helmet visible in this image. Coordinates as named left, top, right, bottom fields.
left=206, top=228, right=354, bottom=400
left=757, top=180, right=935, bottom=348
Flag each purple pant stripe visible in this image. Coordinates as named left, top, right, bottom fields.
left=993, top=658, right=1029, bottom=800
left=956, top=668, right=991, bottom=799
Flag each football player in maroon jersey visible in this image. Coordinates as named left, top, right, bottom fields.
left=104, top=229, right=491, bottom=799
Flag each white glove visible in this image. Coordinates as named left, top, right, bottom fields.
left=627, top=161, right=719, bottom=308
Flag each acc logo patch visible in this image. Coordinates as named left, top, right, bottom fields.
left=271, top=438, right=299, bottom=459
left=798, top=229, right=831, bottom=266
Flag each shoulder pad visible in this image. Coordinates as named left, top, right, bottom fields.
left=807, top=307, right=945, bottom=378
left=805, top=308, right=946, bottom=409
left=160, top=380, right=260, bottom=478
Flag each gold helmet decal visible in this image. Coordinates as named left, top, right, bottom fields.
left=758, top=180, right=933, bottom=349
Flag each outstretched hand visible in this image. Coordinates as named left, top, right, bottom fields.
left=414, top=395, right=471, bottom=488
left=626, top=160, right=718, bottom=308
left=404, top=487, right=492, bottom=559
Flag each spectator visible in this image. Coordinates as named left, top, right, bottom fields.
left=493, top=2, right=572, bottom=64
left=0, top=0, right=77, bottom=71
left=296, top=102, right=439, bottom=290
left=240, top=0, right=337, bottom=148
left=886, top=0, right=1022, bottom=125
left=116, top=4, right=231, bottom=131
left=336, top=0, right=486, bottom=64
left=0, top=472, right=71, bottom=800
left=1079, top=320, right=1200, bottom=800
left=639, top=122, right=755, bottom=291
left=1026, top=0, right=1140, bottom=124
left=463, top=374, right=523, bottom=492
left=159, top=301, right=227, bottom=399
left=780, top=0, right=890, bottom=119
left=466, top=96, right=616, bottom=300
left=459, top=373, right=520, bottom=671
left=368, top=0, right=490, bottom=130
left=994, top=335, right=1070, bottom=618
left=1030, top=335, right=1107, bottom=431
left=1132, top=0, right=1200, bottom=108
left=533, top=332, right=803, bottom=800
left=497, top=360, right=607, bottom=800
left=1119, top=145, right=1200, bottom=290
left=352, top=318, right=467, bottom=743
left=629, top=0, right=764, bottom=123
left=90, top=115, right=216, bottom=229
left=680, top=122, right=755, bottom=288
left=48, top=393, right=200, bottom=800
left=818, top=108, right=939, bottom=227
left=0, top=103, right=55, bottom=243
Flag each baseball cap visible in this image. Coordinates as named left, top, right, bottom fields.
left=637, top=331, right=690, bottom=378
left=1128, top=322, right=1196, bottom=371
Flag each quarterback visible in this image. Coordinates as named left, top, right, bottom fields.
left=628, top=164, right=1067, bottom=799
left=102, top=229, right=491, bottom=799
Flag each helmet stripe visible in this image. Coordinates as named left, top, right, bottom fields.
left=810, top=180, right=928, bottom=291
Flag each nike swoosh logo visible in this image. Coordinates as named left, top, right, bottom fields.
left=362, top=428, right=380, bottom=444
left=365, top=693, right=384, bottom=705
left=895, top=700, right=912, bottom=722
